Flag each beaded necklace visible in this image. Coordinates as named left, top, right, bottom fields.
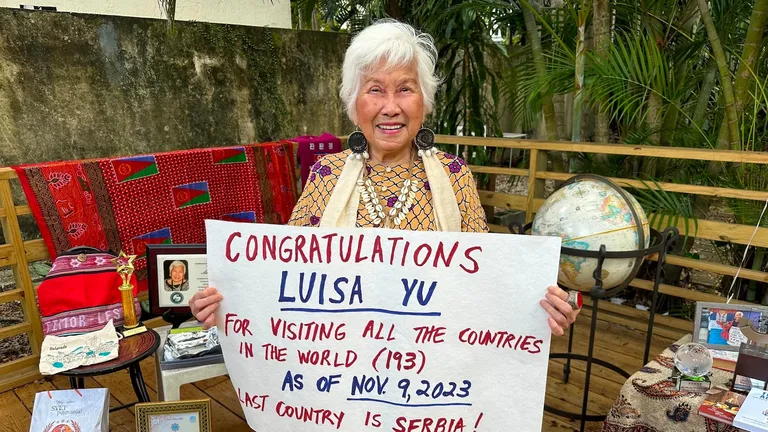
left=357, top=149, right=419, bottom=228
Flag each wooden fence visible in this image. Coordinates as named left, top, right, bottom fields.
left=431, top=135, right=768, bottom=340
left=1, top=136, right=767, bottom=392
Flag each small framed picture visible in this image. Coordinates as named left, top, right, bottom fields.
left=147, top=244, right=207, bottom=315
left=693, top=301, right=768, bottom=351
left=135, top=399, right=211, bottom=432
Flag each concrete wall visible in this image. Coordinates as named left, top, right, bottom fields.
left=0, top=8, right=352, bottom=166
left=2, top=0, right=292, bottom=28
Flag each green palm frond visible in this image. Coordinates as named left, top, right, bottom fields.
left=501, top=50, right=542, bottom=131
left=418, top=0, right=507, bottom=137
left=291, top=0, right=369, bottom=31
left=586, top=30, right=669, bottom=124
left=623, top=123, right=658, bottom=146
left=501, top=31, right=577, bottom=132
left=719, top=164, right=768, bottom=226
left=571, top=153, right=629, bottom=177
left=628, top=179, right=699, bottom=246
left=584, top=30, right=715, bottom=147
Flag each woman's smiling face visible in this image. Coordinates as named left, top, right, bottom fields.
left=171, top=265, right=184, bottom=282
left=354, top=61, right=424, bottom=157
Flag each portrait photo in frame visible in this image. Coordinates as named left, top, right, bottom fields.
left=693, top=301, right=768, bottom=351
left=147, top=244, right=208, bottom=316
left=135, top=399, right=211, bottom=432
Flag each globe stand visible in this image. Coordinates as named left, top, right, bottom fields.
left=510, top=222, right=679, bottom=431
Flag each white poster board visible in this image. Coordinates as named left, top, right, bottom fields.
left=205, top=220, right=561, bottom=431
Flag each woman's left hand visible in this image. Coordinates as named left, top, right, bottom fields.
left=540, top=285, right=581, bottom=336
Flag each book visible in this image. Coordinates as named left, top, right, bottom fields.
left=698, top=387, right=747, bottom=425
left=710, top=349, right=738, bottom=372
left=734, top=375, right=767, bottom=393
left=733, top=388, right=768, bottom=431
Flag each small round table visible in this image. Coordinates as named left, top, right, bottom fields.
left=61, top=328, right=160, bottom=412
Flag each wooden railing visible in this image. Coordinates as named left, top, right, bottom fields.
left=0, top=168, right=44, bottom=392
left=0, top=143, right=307, bottom=392
left=0, top=168, right=175, bottom=392
left=1, top=136, right=767, bottom=391
left=432, top=135, right=768, bottom=340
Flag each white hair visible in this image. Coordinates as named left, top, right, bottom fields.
left=340, top=19, right=440, bottom=124
left=169, top=260, right=186, bottom=274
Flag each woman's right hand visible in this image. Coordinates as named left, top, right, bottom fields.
left=189, top=287, right=224, bottom=330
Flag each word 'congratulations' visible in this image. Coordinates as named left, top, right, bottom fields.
left=224, top=232, right=483, bottom=274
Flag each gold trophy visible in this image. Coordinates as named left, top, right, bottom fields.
left=112, top=251, right=147, bottom=336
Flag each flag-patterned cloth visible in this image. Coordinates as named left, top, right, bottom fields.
left=13, top=141, right=298, bottom=292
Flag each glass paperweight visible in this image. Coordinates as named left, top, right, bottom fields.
left=674, top=342, right=713, bottom=378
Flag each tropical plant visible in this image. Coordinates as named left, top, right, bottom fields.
left=289, top=0, right=768, bottom=305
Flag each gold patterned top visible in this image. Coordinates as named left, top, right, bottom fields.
left=287, top=149, right=489, bottom=232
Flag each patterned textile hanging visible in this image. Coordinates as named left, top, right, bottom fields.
left=13, top=141, right=298, bottom=292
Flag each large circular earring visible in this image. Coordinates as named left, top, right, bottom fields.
left=415, top=127, right=436, bottom=158
left=348, top=129, right=369, bottom=160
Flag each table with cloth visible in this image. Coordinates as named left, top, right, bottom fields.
left=602, top=334, right=741, bottom=432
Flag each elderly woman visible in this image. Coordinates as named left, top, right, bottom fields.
left=190, top=19, right=581, bottom=334
left=164, top=260, right=189, bottom=292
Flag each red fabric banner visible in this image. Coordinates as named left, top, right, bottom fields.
left=13, top=141, right=298, bottom=292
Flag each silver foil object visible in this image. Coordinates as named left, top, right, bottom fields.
left=163, top=327, right=220, bottom=361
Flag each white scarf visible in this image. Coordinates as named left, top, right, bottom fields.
left=320, top=149, right=462, bottom=231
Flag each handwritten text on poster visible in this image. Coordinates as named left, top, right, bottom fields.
left=205, top=220, right=561, bottom=431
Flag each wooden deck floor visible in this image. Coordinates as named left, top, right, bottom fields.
left=0, top=315, right=676, bottom=432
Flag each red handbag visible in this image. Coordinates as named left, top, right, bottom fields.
left=37, top=246, right=142, bottom=336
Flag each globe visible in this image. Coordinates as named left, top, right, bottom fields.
left=674, top=342, right=713, bottom=377
left=532, top=175, right=650, bottom=291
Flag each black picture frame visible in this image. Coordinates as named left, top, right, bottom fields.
left=146, top=243, right=207, bottom=316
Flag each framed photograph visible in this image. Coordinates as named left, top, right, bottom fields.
left=135, top=399, right=211, bottom=432
left=147, top=244, right=207, bottom=315
left=693, top=301, right=768, bottom=351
